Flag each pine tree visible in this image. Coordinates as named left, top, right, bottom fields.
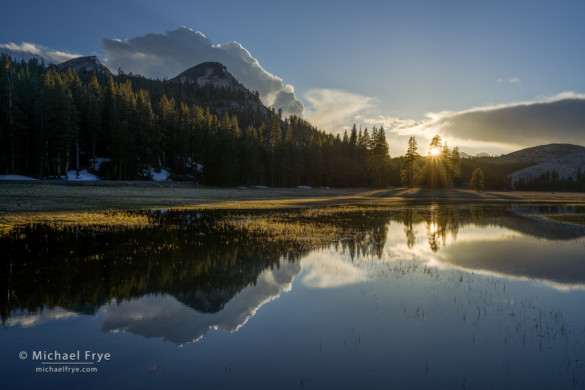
left=470, top=168, right=485, bottom=191
left=85, top=74, right=102, bottom=171
left=421, top=135, right=453, bottom=189
left=450, top=146, right=461, bottom=186
left=401, top=136, right=419, bottom=188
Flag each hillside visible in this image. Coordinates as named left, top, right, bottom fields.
left=0, top=54, right=391, bottom=188
left=494, top=144, right=585, bottom=164
left=490, top=144, right=585, bottom=190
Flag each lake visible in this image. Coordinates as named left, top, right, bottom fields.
left=2, top=204, right=585, bottom=389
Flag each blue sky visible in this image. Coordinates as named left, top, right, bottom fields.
left=2, top=0, right=584, bottom=155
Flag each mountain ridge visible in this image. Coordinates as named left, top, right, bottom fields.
left=170, top=62, right=245, bottom=90
left=57, top=56, right=112, bottom=76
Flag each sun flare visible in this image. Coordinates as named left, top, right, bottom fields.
left=430, top=147, right=441, bottom=156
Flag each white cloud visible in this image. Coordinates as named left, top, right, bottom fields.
left=0, top=42, right=80, bottom=64
left=300, top=251, right=368, bottom=289
left=303, top=88, right=376, bottom=132
left=100, top=27, right=304, bottom=116
left=361, top=115, right=421, bottom=136
left=5, top=307, right=78, bottom=328
left=0, top=27, right=304, bottom=117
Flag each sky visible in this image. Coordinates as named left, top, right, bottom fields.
left=1, top=0, right=584, bottom=156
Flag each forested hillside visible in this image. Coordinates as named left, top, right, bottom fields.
left=3, top=55, right=583, bottom=191
left=0, top=55, right=394, bottom=187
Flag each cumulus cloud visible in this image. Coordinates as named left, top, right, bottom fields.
left=417, top=93, right=585, bottom=149
left=303, top=88, right=376, bottom=132
left=0, top=42, right=80, bottom=64
left=100, top=27, right=304, bottom=116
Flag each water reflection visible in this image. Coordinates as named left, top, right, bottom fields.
left=99, top=261, right=300, bottom=345
left=2, top=205, right=585, bottom=344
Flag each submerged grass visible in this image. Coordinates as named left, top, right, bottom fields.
left=0, top=210, right=151, bottom=236
left=1, top=181, right=585, bottom=240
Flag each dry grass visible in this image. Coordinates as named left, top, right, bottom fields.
left=0, top=210, right=151, bottom=236
left=2, top=182, right=584, bottom=213
left=1, top=182, right=585, bottom=235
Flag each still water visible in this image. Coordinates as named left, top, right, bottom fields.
left=1, top=204, right=585, bottom=389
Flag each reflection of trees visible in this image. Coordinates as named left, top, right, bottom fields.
left=401, top=209, right=418, bottom=249
left=0, top=210, right=308, bottom=323
left=3, top=204, right=583, bottom=323
left=469, top=206, right=484, bottom=224
left=401, top=205, right=461, bottom=252
left=427, top=206, right=460, bottom=252
left=0, top=208, right=391, bottom=323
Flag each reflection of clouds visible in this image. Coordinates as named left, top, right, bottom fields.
left=5, top=308, right=78, bottom=327
left=98, top=261, right=301, bottom=345
left=300, top=251, right=368, bottom=289
left=382, top=222, right=585, bottom=291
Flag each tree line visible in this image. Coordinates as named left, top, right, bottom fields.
left=3, top=55, right=582, bottom=191
left=513, top=168, right=585, bottom=192
left=0, top=55, right=397, bottom=187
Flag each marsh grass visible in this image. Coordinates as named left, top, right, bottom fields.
left=0, top=210, right=151, bottom=236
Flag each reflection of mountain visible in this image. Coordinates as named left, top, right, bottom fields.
left=99, top=261, right=301, bottom=345
left=0, top=210, right=307, bottom=322
left=2, top=205, right=585, bottom=327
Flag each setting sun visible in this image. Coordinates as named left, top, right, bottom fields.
left=430, top=147, right=441, bottom=156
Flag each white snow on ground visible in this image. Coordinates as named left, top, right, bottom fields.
left=67, top=170, right=100, bottom=181
left=509, top=151, right=585, bottom=184
left=297, top=186, right=312, bottom=189
left=0, top=174, right=38, bottom=181
left=151, top=169, right=170, bottom=181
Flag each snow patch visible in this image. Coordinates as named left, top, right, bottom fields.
left=0, top=174, right=38, bottom=181
left=297, top=186, right=312, bottom=189
left=67, top=170, right=99, bottom=181
left=509, top=151, right=585, bottom=184
left=151, top=169, right=170, bottom=181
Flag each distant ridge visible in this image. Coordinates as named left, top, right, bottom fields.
left=171, top=62, right=244, bottom=90
left=57, top=56, right=112, bottom=76
left=494, top=143, right=585, bottom=164
left=492, top=144, right=585, bottom=184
